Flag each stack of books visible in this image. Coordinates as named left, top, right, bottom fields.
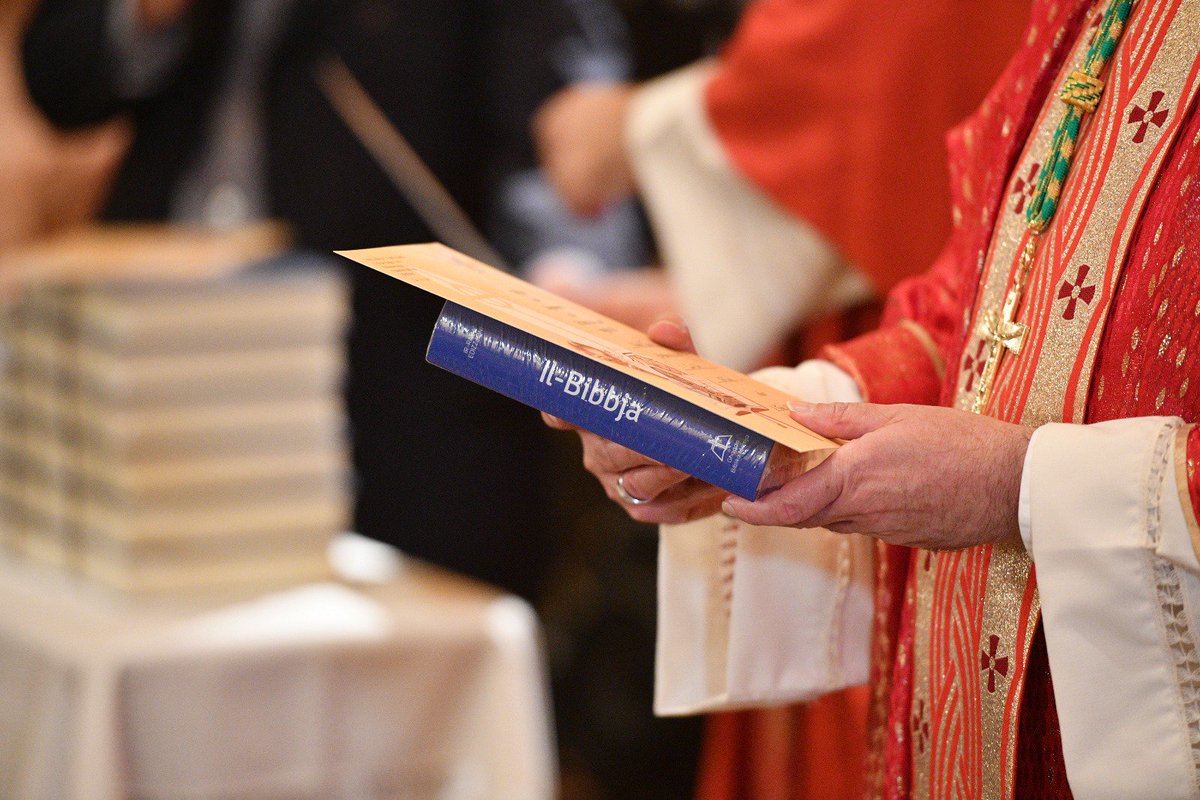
left=0, top=224, right=349, bottom=593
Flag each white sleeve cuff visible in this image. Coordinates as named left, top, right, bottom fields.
left=752, top=360, right=864, bottom=405
left=654, top=360, right=870, bottom=716
left=1021, top=417, right=1198, bottom=573
left=624, top=65, right=871, bottom=371
left=625, top=61, right=726, bottom=177
left=1024, top=416, right=1200, bottom=799
left=655, top=522, right=874, bottom=715
left=1017, top=435, right=1035, bottom=552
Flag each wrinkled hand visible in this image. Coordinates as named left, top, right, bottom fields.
left=723, top=402, right=1034, bottom=550
left=533, top=83, right=637, bottom=217
left=542, top=317, right=726, bottom=523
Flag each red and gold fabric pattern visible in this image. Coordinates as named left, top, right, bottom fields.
left=825, top=0, right=1200, bottom=796
left=820, top=324, right=944, bottom=407
left=929, top=0, right=1200, bottom=791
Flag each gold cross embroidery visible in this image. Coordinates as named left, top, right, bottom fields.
left=970, top=238, right=1035, bottom=414
left=967, top=2, right=1124, bottom=415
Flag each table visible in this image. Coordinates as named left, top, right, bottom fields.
left=0, top=534, right=556, bottom=800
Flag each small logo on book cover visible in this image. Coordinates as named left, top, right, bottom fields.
left=707, top=434, right=733, bottom=462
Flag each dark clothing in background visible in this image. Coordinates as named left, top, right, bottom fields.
left=615, top=0, right=743, bottom=80
left=24, top=4, right=717, bottom=797
left=23, top=0, right=577, bottom=599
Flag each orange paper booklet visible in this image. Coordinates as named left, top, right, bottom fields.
left=337, top=243, right=837, bottom=498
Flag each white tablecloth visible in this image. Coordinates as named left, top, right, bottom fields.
left=0, top=535, right=556, bottom=800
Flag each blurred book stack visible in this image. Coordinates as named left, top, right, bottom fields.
left=0, top=223, right=350, bottom=593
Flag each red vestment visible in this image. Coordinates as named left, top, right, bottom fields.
left=706, top=0, right=1030, bottom=297
left=693, top=2, right=1028, bottom=798
left=821, top=0, right=1200, bottom=794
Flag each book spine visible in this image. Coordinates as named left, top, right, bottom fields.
left=426, top=302, right=774, bottom=500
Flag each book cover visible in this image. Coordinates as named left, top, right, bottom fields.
left=431, top=302, right=788, bottom=499
left=337, top=243, right=839, bottom=500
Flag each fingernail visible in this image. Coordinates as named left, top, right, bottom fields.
left=655, top=315, right=688, bottom=333
left=787, top=400, right=816, bottom=414
left=721, top=499, right=736, bottom=516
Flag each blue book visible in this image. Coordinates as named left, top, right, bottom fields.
left=337, top=243, right=836, bottom=500
left=427, top=301, right=805, bottom=500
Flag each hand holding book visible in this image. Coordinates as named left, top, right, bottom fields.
left=336, top=244, right=1033, bottom=546
left=336, top=243, right=839, bottom=502
left=543, top=316, right=730, bottom=523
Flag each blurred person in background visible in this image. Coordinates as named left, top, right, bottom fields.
left=20, top=0, right=633, bottom=604
left=529, top=4, right=761, bottom=799
left=18, top=2, right=713, bottom=798
left=0, top=0, right=126, bottom=251
left=534, top=0, right=1030, bottom=797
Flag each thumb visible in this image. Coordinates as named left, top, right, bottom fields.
left=646, top=315, right=697, bottom=354
left=787, top=401, right=898, bottom=441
